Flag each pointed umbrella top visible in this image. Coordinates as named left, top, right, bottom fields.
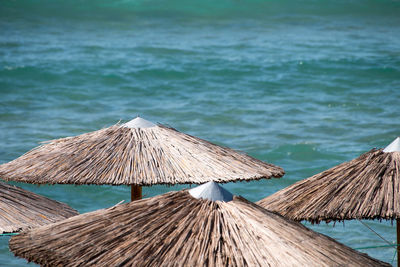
left=9, top=189, right=389, bottom=266
left=189, top=181, right=233, bottom=202
left=122, top=117, right=156, bottom=129
left=383, top=137, right=400, bottom=153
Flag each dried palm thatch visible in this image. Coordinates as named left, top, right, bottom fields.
left=0, top=182, right=78, bottom=234
left=0, top=117, right=284, bottom=186
left=257, top=148, right=400, bottom=223
left=10, top=183, right=389, bottom=267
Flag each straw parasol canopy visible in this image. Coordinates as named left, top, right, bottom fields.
left=257, top=137, right=400, bottom=266
left=0, top=116, right=284, bottom=200
left=0, top=181, right=78, bottom=234
left=9, top=182, right=389, bottom=266
left=257, top=138, right=400, bottom=223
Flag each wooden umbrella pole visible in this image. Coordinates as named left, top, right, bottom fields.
left=131, top=185, right=142, bottom=201
left=397, top=219, right=400, bottom=267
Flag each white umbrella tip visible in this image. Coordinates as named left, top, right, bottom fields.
left=189, top=181, right=233, bottom=202
left=383, top=137, right=400, bottom=153
left=122, top=117, right=156, bottom=129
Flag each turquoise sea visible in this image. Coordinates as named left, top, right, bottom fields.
left=1, top=0, right=400, bottom=265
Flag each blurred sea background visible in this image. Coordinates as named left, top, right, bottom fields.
left=1, top=0, right=400, bottom=265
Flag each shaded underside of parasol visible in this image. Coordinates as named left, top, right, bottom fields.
left=257, top=148, right=400, bottom=223
left=10, top=190, right=389, bottom=266
left=0, top=182, right=78, bottom=234
left=0, top=120, right=284, bottom=185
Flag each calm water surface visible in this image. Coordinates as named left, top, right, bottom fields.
left=1, top=0, right=400, bottom=265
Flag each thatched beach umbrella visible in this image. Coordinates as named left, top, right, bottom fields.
left=0, top=117, right=284, bottom=201
left=257, top=137, right=400, bottom=265
left=9, top=182, right=389, bottom=266
left=0, top=181, right=78, bottom=234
